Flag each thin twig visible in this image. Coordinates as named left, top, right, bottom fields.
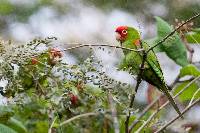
left=177, top=77, right=195, bottom=83
left=63, top=43, right=143, bottom=52
left=133, top=76, right=200, bottom=133
left=59, top=112, right=98, bottom=127
left=48, top=116, right=57, bottom=133
left=181, top=34, right=194, bottom=63
left=128, top=95, right=162, bottom=131
left=147, top=13, right=200, bottom=53
left=30, top=73, right=45, bottom=95
left=169, top=75, right=180, bottom=89
left=108, top=93, right=120, bottom=133
left=188, top=87, right=200, bottom=106
left=155, top=98, right=200, bottom=133
left=125, top=40, right=146, bottom=133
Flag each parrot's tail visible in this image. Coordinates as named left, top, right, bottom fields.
left=161, top=86, right=184, bottom=119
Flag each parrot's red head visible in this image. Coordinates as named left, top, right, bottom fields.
left=115, top=26, right=128, bottom=42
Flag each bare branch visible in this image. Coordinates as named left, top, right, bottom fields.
left=59, top=112, right=98, bottom=127
left=63, top=43, right=143, bottom=52
left=188, top=87, right=200, bottom=106
left=48, top=116, right=57, bottom=133
left=133, top=76, right=200, bottom=133
left=177, top=77, right=195, bottom=83
left=128, top=75, right=182, bottom=131
left=129, top=75, right=181, bottom=131
left=129, top=95, right=162, bottom=131
left=155, top=98, right=200, bottom=133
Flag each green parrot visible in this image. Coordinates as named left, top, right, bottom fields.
left=115, top=26, right=183, bottom=118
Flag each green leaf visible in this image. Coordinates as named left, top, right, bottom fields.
left=174, top=82, right=200, bottom=102
left=35, top=121, right=48, bottom=133
left=6, top=118, right=27, bottom=133
left=186, top=32, right=200, bottom=43
left=145, top=37, right=163, bottom=52
left=179, top=64, right=200, bottom=78
left=155, top=16, right=189, bottom=67
left=0, top=106, right=14, bottom=123
left=0, top=124, right=17, bottom=133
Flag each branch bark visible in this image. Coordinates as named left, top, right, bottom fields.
left=155, top=98, right=200, bottom=133
left=63, top=43, right=143, bottom=52
left=59, top=112, right=98, bottom=127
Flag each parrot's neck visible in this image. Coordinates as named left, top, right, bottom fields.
left=122, top=37, right=141, bottom=55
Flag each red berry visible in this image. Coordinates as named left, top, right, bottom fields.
left=31, top=57, right=38, bottom=65
left=69, top=94, right=78, bottom=105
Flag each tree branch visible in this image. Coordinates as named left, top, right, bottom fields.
left=63, top=43, right=143, bottom=52
left=155, top=98, right=200, bottom=133
left=128, top=74, right=181, bottom=132
left=59, top=112, right=98, bottom=127
left=147, top=13, right=200, bottom=53
left=108, top=93, right=120, bottom=133
left=128, top=74, right=186, bottom=131
left=48, top=116, right=57, bottom=133
left=133, top=76, right=200, bottom=133
left=128, top=95, right=162, bottom=131
left=188, top=87, right=200, bottom=106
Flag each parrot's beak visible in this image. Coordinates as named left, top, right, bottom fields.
left=115, top=32, right=121, bottom=42
left=115, top=32, right=123, bottom=46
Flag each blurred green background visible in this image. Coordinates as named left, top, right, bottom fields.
left=0, top=0, right=199, bottom=41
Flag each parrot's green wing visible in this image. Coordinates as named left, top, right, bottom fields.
left=119, top=49, right=151, bottom=76
left=118, top=40, right=143, bottom=75
left=142, top=42, right=183, bottom=118
left=142, top=41, right=166, bottom=89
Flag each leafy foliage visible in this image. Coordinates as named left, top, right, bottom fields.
left=186, top=31, right=200, bottom=44
left=0, top=37, right=134, bottom=132
left=0, top=124, right=17, bottom=133
left=179, top=64, right=200, bottom=78
left=155, top=16, right=189, bottom=67
left=173, top=64, right=200, bottom=102
left=174, top=82, right=200, bottom=102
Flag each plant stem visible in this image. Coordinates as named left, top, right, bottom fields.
left=108, top=93, right=119, bottom=133
left=59, top=112, right=98, bottom=127
left=48, top=116, right=57, bottom=133
left=63, top=43, right=143, bottom=52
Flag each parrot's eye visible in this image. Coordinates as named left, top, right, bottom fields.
left=122, top=30, right=127, bottom=35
